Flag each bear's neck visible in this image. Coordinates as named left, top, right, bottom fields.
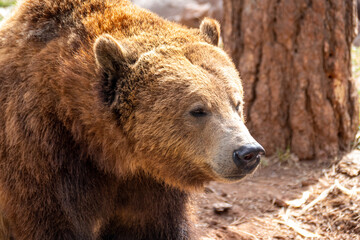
left=102, top=173, right=194, bottom=240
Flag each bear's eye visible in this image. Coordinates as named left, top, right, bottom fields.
left=235, top=102, right=241, bottom=111
left=190, top=108, right=208, bottom=117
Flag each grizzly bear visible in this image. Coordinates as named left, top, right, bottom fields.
left=0, top=0, right=264, bottom=239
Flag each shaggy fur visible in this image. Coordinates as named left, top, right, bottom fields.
left=0, top=0, right=254, bottom=239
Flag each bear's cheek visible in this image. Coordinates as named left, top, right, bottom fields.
left=130, top=150, right=215, bottom=189
left=126, top=121, right=217, bottom=188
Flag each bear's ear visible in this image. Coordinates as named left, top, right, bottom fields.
left=94, top=35, right=136, bottom=110
left=200, top=18, right=221, bottom=46
left=94, top=34, right=130, bottom=75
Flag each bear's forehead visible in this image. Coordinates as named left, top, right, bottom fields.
left=151, top=44, right=241, bottom=87
left=152, top=57, right=243, bottom=110
left=139, top=43, right=243, bottom=109
left=193, top=65, right=243, bottom=108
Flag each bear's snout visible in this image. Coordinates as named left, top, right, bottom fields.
left=233, top=143, right=265, bottom=173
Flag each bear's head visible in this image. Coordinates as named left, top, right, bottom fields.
left=93, top=19, right=265, bottom=190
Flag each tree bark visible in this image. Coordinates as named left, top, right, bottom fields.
left=223, top=0, right=359, bottom=159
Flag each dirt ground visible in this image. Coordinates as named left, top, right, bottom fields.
left=195, top=150, right=360, bottom=240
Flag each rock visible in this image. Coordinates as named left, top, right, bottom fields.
left=213, top=202, right=232, bottom=214
left=337, top=150, right=360, bottom=177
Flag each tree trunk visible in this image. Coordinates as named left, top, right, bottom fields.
left=223, top=0, right=359, bottom=159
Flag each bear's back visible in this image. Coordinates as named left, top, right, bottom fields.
left=0, top=0, right=200, bottom=56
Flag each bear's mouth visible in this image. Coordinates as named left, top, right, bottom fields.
left=222, top=155, right=261, bottom=181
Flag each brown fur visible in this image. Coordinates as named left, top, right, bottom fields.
left=0, top=0, right=249, bottom=239
left=199, top=18, right=221, bottom=46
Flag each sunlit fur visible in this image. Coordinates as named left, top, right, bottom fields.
left=0, top=0, right=257, bottom=239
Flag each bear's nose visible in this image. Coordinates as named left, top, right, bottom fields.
left=233, top=143, right=265, bottom=169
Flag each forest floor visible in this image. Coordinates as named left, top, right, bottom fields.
left=195, top=150, right=360, bottom=240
